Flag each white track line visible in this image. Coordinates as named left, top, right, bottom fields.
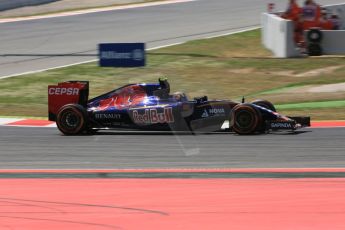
left=0, top=0, right=197, bottom=24
left=0, top=28, right=258, bottom=80
left=4, top=124, right=56, bottom=128
left=0, top=118, right=22, bottom=125
left=0, top=43, right=183, bottom=80
left=0, top=59, right=97, bottom=80
left=205, top=26, right=261, bottom=39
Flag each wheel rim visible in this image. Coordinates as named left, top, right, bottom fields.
left=60, top=110, right=80, bottom=130
left=235, top=110, right=254, bottom=129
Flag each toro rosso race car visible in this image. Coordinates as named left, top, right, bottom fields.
left=48, top=78, right=310, bottom=135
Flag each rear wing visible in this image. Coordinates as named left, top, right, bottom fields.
left=48, top=81, right=89, bottom=121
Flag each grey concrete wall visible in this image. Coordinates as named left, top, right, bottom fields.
left=0, top=0, right=60, bottom=11
left=261, top=13, right=301, bottom=58
left=321, top=30, right=345, bottom=54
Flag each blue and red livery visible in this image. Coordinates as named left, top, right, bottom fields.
left=48, top=78, right=310, bottom=135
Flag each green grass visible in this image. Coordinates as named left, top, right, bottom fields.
left=276, top=100, right=345, bottom=110
left=0, top=29, right=344, bottom=119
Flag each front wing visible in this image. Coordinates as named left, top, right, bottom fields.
left=265, top=116, right=311, bottom=132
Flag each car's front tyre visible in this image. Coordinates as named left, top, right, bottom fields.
left=230, top=104, right=262, bottom=135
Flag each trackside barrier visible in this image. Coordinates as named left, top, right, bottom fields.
left=320, top=4, right=345, bottom=55
left=0, top=0, right=60, bottom=11
left=262, top=3, right=345, bottom=57
left=319, top=31, right=345, bottom=55
left=261, top=13, right=301, bottom=58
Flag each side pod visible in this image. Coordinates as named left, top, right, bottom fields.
left=48, top=81, right=89, bottom=121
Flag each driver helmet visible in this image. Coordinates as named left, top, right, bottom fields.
left=172, top=92, right=188, bottom=102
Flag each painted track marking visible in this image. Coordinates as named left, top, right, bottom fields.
left=1, top=178, right=345, bottom=229
left=2, top=168, right=345, bottom=174
left=1, top=118, right=345, bottom=129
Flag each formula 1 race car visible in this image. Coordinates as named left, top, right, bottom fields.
left=48, top=78, right=310, bottom=135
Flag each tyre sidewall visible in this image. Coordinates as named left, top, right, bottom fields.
left=56, top=104, right=87, bottom=135
left=231, top=104, right=261, bottom=135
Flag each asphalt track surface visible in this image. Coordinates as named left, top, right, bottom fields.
left=0, top=126, right=345, bottom=169
left=1, top=0, right=345, bottom=170
left=1, top=0, right=345, bottom=77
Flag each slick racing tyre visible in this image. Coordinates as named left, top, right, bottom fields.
left=307, top=29, right=322, bottom=43
left=56, top=104, right=87, bottom=135
left=251, top=99, right=276, bottom=112
left=230, top=104, right=262, bottom=135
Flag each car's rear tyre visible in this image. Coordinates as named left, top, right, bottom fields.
left=251, top=99, right=276, bottom=112
left=56, top=104, right=87, bottom=135
left=230, top=104, right=262, bottom=135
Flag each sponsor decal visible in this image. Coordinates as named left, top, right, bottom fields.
left=95, top=113, right=121, bottom=119
left=201, top=108, right=225, bottom=118
left=132, top=49, right=145, bottom=61
left=208, top=108, right=225, bottom=114
left=270, top=122, right=293, bottom=129
left=99, top=43, right=145, bottom=67
left=48, top=87, right=79, bottom=96
left=132, top=107, right=174, bottom=124
left=201, top=110, right=209, bottom=118
left=101, top=51, right=131, bottom=59
left=100, top=49, right=144, bottom=61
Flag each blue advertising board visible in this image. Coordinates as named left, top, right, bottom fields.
left=99, top=43, right=146, bottom=67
